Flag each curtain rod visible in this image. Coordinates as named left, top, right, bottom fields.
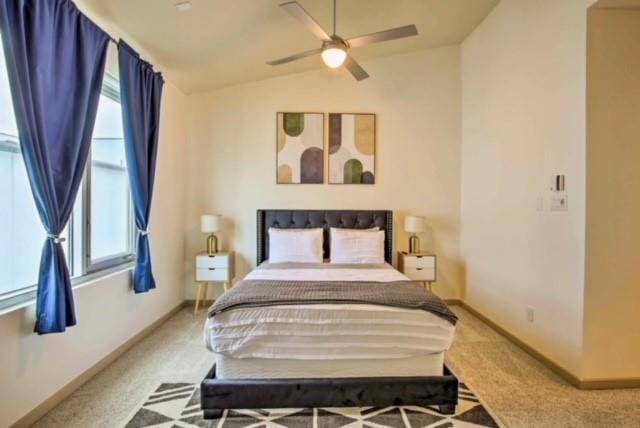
left=75, top=1, right=161, bottom=73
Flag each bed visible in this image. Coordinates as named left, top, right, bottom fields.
left=200, top=210, right=459, bottom=418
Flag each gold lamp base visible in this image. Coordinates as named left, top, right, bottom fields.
left=206, top=234, right=218, bottom=255
left=409, top=234, right=421, bottom=254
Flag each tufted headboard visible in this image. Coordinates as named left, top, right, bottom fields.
left=257, top=210, right=393, bottom=264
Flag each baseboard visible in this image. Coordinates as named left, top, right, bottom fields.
left=444, top=299, right=462, bottom=305
left=578, top=377, right=640, bottom=389
left=184, top=299, right=214, bottom=305
left=459, top=301, right=640, bottom=390
left=11, top=301, right=186, bottom=428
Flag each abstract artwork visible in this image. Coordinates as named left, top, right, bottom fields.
left=329, top=113, right=375, bottom=184
left=276, top=112, right=324, bottom=184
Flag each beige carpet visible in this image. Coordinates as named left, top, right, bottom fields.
left=34, top=306, right=640, bottom=428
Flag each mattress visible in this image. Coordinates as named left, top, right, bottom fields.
left=204, top=262, right=456, bottom=361
left=215, top=352, right=445, bottom=379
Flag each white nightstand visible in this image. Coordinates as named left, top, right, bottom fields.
left=195, top=251, right=234, bottom=313
left=398, top=251, right=437, bottom=291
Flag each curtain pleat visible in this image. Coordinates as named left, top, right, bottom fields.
left=118, top=40, right=164, bottom=294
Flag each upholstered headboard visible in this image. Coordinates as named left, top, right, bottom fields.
left=257, top=210, right=393, bottom=264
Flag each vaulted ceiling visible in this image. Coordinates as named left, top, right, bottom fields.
left=78, top=0, right=498, bottom=94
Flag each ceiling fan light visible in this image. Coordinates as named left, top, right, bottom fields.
left=321, top=47, right=347, bottom=68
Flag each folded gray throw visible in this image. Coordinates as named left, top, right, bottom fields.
left=207, top=279, right=458, bottom=326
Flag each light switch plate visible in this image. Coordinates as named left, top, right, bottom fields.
left=551, top=195, right=568, bottom=211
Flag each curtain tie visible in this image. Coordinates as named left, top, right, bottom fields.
left=138, top=229, right=149, bottom=236
left=47, top=234, right=66, bottom=244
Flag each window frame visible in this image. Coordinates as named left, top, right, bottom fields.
left=84, top=72, right=136, bottom=274
left=0, top=72, right=136, bottom=310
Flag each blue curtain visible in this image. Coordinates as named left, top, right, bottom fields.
left=0, top=0, right=109, bottom=333
left=118, top=41, right=164, bottom=293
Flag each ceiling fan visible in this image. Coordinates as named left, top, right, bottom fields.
left=267, top=0, right=419, bottom=81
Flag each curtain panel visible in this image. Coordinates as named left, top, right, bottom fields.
left=0, top=0, right=109, bottom=333
left=118, top=41, right=164, bottom=294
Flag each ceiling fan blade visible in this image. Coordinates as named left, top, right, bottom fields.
left=280, top=1, right=331, bottom=41
left=346, top=24, right=418, bottom=49
left=343, top=55, right=369, bottom=81
left=266, top=48, right=323, bottom=66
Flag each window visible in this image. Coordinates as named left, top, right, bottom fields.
left=0, top=40, right=134, bottom=306
left=87, top=75, right=135, bottom=271
left=0, top=38, right=52, bottom=299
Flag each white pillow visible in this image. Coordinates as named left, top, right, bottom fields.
left=330, top=228, right=385, bottom=264
left=268, top=228, right=323, bottom=263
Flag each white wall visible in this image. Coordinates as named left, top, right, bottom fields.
left=460, top=0, right=595, bottom=376
left=584, top=8, right=640, bottom=380
left=184, top=46, right=463, bottom=301
left=0, top=8, right=189, bottom=426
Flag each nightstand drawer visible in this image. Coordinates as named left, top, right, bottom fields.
left=196, top=268, right=229, bottom=281
left=403, top=255, right=435, bottom=268
left=196, top=254, right=229, bottom=269
left=404, top=267, right=436, bottom=281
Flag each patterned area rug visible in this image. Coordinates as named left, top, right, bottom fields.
left=123, top=381, right=500, bottom=428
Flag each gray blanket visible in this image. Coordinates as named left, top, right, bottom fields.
left=207, top=279, right=458, bottom=325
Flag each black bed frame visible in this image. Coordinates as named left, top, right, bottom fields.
left=201, top=209, right=458, bottom=418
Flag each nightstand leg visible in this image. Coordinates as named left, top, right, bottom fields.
left=223, top=281, right=229, bottom=292
left=195, top=283, right=203, bottom=314
left=427, top=281, right=433, bottom=292
left=203, top=283, right=208, bottom=307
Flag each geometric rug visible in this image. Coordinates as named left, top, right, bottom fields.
left=122, top=381, right=501, bottom=428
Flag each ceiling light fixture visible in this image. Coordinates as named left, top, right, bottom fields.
left=321, top=45, right=346, bottom=68
left=174, top=1, right=193, bottom=12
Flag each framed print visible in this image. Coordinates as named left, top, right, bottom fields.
left=276, top=112, right=324, bottom=184
left=328, top=113, right=375, bottom=184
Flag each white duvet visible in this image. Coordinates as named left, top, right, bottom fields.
left=204, top=263, right=456, bottom=360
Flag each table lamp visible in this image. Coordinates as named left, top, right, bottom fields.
left=201, top=214, right=220, bottom=255
left=404, top=215, right=426, bottom=254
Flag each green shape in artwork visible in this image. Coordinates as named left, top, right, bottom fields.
left=343, top=159, right=364, bottom=184
left=283, top=113, right=304, bottom=137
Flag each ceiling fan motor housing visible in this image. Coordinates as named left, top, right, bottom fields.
left=323, top=36, right=348, bottom=51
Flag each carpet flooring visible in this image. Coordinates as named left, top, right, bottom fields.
left=34, top=306, right=640, bottom=427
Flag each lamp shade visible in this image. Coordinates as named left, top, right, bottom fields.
left=201, top=214, right=220, bottom=233
left=321, top=47, right=347, bottom=68
left=404, top=215, right=426, bottom=233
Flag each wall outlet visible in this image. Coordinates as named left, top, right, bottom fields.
left=551, top=195, right=568, bottom=211
left=526, top=306, right=535, bottom=323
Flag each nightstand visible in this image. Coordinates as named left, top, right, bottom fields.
left=195, top=251, right=234, bottom=313
left=398, top=251, right=437, bottom=291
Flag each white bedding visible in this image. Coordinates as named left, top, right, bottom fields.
left=204, top=263, right=456, bottom=361
left=215, top=353, right=445, bottom=379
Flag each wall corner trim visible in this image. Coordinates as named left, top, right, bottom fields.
left=10, top=302, right=186, bottom=428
